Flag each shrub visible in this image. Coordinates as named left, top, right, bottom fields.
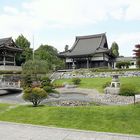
left=23, top=87, right=47, bottom=107
left=53, top=83, right=64, bottom=88
left=72, top=78, right=81, bottom=85
left=102, top=81, right=111, bottom=88
left=43, top=86, right=53, bottom=93
left=41, top=77, right=52, bottom=87
left=21, top=74, right=32, bottom=89
left=116, top=61, right=131, bottom=69
left=119, top=84, right=137, bottom=96
left=40, top=77, right=54, bottom=93
left=0, top=70, right=21, bottom=74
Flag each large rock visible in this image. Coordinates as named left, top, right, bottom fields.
left=104, top=87, right=120, bottom=95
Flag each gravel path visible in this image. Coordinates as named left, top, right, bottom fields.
left=56, top=88, right=140, bottom=105
left=0, top=88, right=139, bottom=105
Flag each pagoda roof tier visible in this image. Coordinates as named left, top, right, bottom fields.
left=59, top=33, right=110, bottom=58
left=0, top=37, right=23, bottom=52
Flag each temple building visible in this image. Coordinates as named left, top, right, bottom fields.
left=0, top=37, right=23, bottom=71
left=59, top=33, right=114, bottom=69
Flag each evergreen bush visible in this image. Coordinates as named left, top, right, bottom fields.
left=102, top=81, right=111, bottom=88
left=40, top=77, right=54, bottom=93
left=72, top=78, right=81, bottom=85
left=119, top=84, right=137, bottom=96
left=23, top=87, right=47, bottom=107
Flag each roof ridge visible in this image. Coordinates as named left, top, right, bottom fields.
left=59, top=33, right=108, bottom=57
left=0, top=37, right=12, bottom=41
left=96, top=34, right=104, bottom=50
left=76, top=33, right=106, bottom=39
left=70, top=33, right=106, bottom=52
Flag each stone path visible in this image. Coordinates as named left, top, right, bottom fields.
left=0, top=121, right=140, bottom=140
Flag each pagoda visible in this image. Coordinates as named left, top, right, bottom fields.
left=59, top=33, right=114, bottom=69
left=0, top=37, right=22, bottom=71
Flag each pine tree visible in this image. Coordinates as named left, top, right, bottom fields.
left=110, top=42, right=119, bottom=58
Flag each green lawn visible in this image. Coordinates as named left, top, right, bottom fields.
left=54, top=77, right=140, bottom=92
left=0, top=103, right=140, bottom=135
left=0, top=103, right=10, bottom=113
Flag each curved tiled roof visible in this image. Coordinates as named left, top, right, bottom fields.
left=59, top=33, right=109, bottom=57
left=0, top=37, right=22, bottom=52
left=0, top=37, right=12, bottom=45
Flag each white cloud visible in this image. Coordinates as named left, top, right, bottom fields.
left=110, top=8, right=125, bottom=20
left=22, top=0, right=107, bottom=26
left=109, top=32, right=140, bottom=56
left=3, top=6, right=19, bottom=15
left=22, top=0, right=140, bottom=26
left=0, top=0, right=140, bottom=56
left=0, top=0, right=139, bottom=33
left=125, top=0, right=140, bottom=20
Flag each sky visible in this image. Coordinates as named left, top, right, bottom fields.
left=0, top=0, right=140, bottom=56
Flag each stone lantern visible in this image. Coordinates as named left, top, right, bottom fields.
left=104, top=74, right=120, bottom=95
left=110, top=74, right=120, bottom=88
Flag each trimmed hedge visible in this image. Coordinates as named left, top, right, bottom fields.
left=0, top=70, right=22, bottom=74
left=119, top=84, right=137, bottom=96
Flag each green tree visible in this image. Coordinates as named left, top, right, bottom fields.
left=133, top=44, right=140, bottom=68
left=40, top=77, right=54, bottom=93
left=116, top=61, right=131, bottom=69
left=34, top=44, right=64, bottom=70
left=110, top=42, right=119, bottom=57
left=22, top=59, right=49, bottom=76
left=21, top=74, right=32, bottom=89
left=15, top=34, right=33, bottom=65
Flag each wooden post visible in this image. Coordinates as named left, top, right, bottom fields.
left=87, top=58, right=89, bottom=68
left=134, top=95, right=135, bottom=105
left=72, top=59, right=75, bottom=69
left=14, top=55, right=16, bottom=66
left=3, top=56, right=5, bottom=66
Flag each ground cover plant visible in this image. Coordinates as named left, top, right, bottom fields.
left=53, top=77, right=140, bottom=93
left=0, top=103, right=140, bottom=135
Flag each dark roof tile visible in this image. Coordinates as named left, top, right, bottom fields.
left=0, top=37, right=22, bottom=52
left=59, top=33, right=109, bottom=57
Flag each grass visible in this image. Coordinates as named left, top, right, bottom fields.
left=0, top=103, right=140, bottom=135
left=0, top=103, right=10, bottom=113
left=53, top=77, right=140, bottom=92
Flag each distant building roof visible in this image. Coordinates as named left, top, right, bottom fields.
left=0, top=37, right=22, bottom=52
left=59, top=33, right=109, bottom=57
left=116, top=57, right=136, bottom=62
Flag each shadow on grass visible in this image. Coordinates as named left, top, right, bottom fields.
left=26, top=104, right=46, bottom=108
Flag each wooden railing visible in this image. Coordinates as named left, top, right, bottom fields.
left=0, top=81, right=21, bottom=88
left=0, top=65, right=22, bottom=71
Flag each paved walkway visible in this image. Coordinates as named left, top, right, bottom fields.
left=0, top=121, right=140, bottom=140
